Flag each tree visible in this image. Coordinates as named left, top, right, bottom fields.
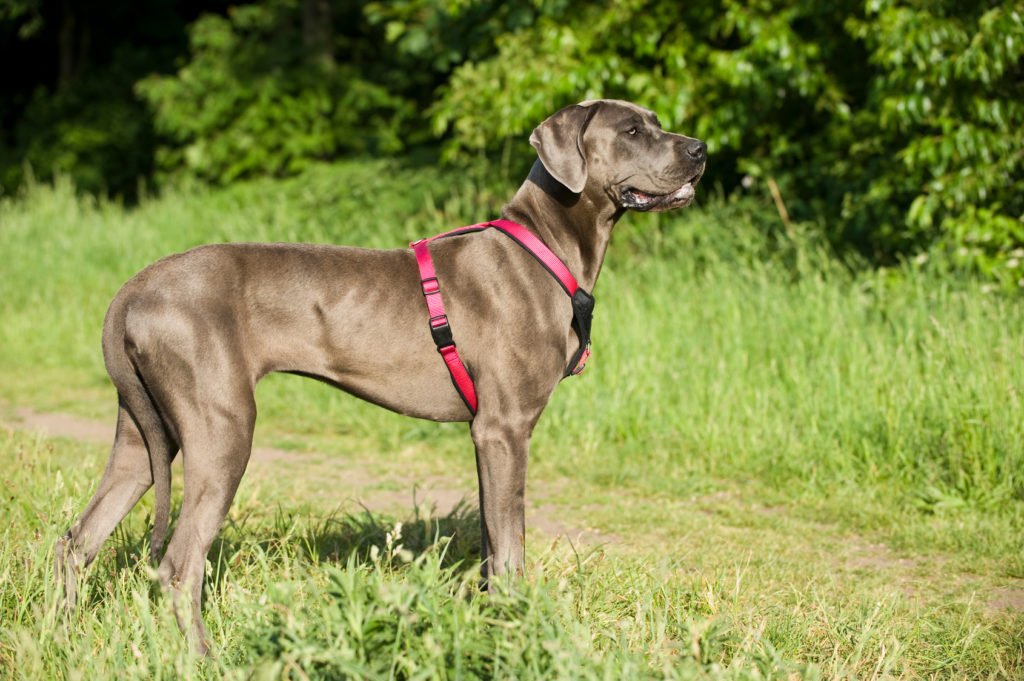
left=422, top=0, right=1024, bottom=271
left=136, top=1, right=420, bottom=184
left=847, top=0, right=1024, bottom=278
left=0, top=0, right=218, bottom=197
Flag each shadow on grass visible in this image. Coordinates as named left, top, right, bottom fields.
left=213, top=498, right=482, bottom=575
left=91, top=499, right=482, bottom=605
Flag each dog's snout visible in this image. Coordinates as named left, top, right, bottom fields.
left=686, top=139, right=707, bottom=161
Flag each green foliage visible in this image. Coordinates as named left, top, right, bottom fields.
left=425, top=0, right=1024, bottom=269
left=3, top=423, right=1020, bottom=679
left=4, top=163, right=1024, bottom=518
left=0, top=0, right=42, bottom=37
left=363, top=0, right=555, bottom=73
left=4, top=1, right=1021, bottom=272
left=426, top=1, right=860, bottom=188
left=847, top=1, right=1024, bottom=280
left=136, top=2, right=415, bottom=185
left=0, top=0, right=190, bottom=198
left=4, top=70, right=154, bottom=196
left=2, top=164, right=1024, bottom=678
left=138, top=0, right=576, bottom=185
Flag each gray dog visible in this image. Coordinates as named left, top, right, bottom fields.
left=56, top=99, right=705, bottom=654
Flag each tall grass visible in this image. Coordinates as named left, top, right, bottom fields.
left=3, top=163, right=1023, bottom=518
left=2, top=163, right=1022, bottom=678
left=544, top=213, right=1024, bottom=511
left=6, top=429, right=1015, bottom=680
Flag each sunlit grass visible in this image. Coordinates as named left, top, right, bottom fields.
left=2, top=430, right=1020, bottom=679
left=1, top=164, right=1022, bottom=678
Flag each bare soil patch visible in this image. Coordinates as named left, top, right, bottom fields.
left=6, top=404, right=1020, bottom=615
left=11, top=406, right=113, bottom=445
left=988, top=583, right=1024, bottom=613
left=4, top=405, right=601, bottom=542
left=528, top=502, right=620, bottom=546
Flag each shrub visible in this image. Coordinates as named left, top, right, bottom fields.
left=135, top=1, right=416, bottom=185
left=424, top=0, right=1024, bottom=269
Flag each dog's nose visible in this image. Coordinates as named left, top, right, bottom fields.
left=686, top=140, right=707, bottom=161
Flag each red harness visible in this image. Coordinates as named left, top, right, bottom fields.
left=410, top=219, right=594, bottom=415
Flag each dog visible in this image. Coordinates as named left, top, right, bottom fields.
left=55, top=99, right=706, bottom=654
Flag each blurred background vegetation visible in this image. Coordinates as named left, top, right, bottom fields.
left=1, top=0, right=1021, bottom=278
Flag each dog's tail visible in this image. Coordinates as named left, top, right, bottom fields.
left=102, top=290, right=175, bottom=565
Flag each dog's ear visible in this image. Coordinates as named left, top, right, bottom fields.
left=529, top=103, right=599, bottom=194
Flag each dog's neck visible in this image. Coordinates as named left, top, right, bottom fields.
left=502, top=160, right=625, bottom=293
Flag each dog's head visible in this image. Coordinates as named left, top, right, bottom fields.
left=529, top=99, right=706, bottom=212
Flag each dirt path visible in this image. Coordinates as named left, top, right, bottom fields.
left=6, top=404, right=1022, bottom=617
left=4, top=405, right=614, bottom=545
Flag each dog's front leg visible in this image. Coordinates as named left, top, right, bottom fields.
left=470, top=412, right=535, bottom=583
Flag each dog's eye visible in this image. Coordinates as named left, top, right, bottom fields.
left=627, top=127, right=638, bottom=136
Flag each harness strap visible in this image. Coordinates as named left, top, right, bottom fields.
left=489, top=219, right=594, bottom=375
left=410, top=220, right=594, bottom=416
left=411, top=238, right=479, bottom=414
left=488, top=219, right=579, bottom=296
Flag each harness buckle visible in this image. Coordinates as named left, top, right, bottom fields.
left=421, top=276, right=440, bottom=295
left=429, top=315, right=455, bottom=348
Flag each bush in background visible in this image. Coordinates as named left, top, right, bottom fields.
left=1, top=0, right=1021, bottom=277
left=0, top=0, right=191, bottom=197
left=848, top=1, right=1024, bottom=282
left=424, top=0, right=1024, bottom=275
left=135, top=1, right=415, bottom=185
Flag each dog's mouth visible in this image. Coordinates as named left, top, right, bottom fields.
left=621, top=175, right=702, bottom=212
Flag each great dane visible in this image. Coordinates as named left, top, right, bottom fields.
left=55, top=99, right=706, bottom=654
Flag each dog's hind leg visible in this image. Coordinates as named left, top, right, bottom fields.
left=55, top=401, right=174, bottom=611
left=155, top=386, right=256, bottom=657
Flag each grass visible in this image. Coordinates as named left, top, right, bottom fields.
left=1, top=161, right=1023, bottom=678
